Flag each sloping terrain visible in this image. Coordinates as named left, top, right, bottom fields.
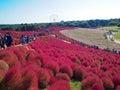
left=61, top=28, right=120, bottom=50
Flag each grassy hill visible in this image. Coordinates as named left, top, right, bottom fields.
left=61, top=28, right=120, bottom=50
left=98, top=26, right=120, bottom=41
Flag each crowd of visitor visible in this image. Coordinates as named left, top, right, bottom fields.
left=0, top=32, right=13, bottom=48
left=0, top=32, right=42, bottom=49
left=20, top=33, right=40, bottom=45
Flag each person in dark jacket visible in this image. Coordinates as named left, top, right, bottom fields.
left=4, top=32, right=13, bottom=47
left=0, top=33, right=5, bottom=48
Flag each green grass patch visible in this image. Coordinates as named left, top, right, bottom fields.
left=98, top=26, right=120, bottom=31
left=70, top=80, right=81, bottom=90
left=113, top=30, right=120, bottom=41
left=98, top=26, right=120, bottom=41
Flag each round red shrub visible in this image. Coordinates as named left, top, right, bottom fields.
left=0, top=50, right=9, bottom=59
left=27, top=55, right=45, bottom=67
left=56, top=73, right=70, bottom=81
left=26, top=50, right=39, bottom=61
left=92, top=82, right=105, bottom=90
left=0, top=66, right=23, bottom=90
left=22, top=70, right=39, bottom=90
left=83, top=87, right=93, bottom=90
left=60, top=64, right=73, bottom=78
left=112, top=75, right=120, bottom=88
left=82, top=60, right=89, bottom=67
left=44, top=61, right=59, bottom=75
left=81, top=76, right=102, bottom=90
left=49, top=77, right=57, bottom=85
left=73, top=66, right=87, bottom=81
left=0, top=60, right=9, bottom=71
left=0, top=69, right=6, bottom=82
left=47, top=80, right=70, bottom=90
left=18, top=46, right=28, bottom=54
left=116, top=85, right=120, bottom=90
left=0, top=50, right=20, bottom=67
left=37, top=68, right=50, bottom=89
left=102, top=77, right=114, bottom=90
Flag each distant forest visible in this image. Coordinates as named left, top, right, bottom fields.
left=0, top=18, right=120, bottom=31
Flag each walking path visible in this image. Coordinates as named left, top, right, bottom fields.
left=106, top=31, right=120, bottom=45
left=114, top=40, right=120, bottom=44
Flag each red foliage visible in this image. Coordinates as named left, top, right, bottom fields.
left=13, top=48, right=26, bottom=65
left=22, top=70, right=39, bottom=90
left=44, top=61, right=60, bottom=75
left=81, top=76, right=102, bottom=90
left=60, top=64, right=73, bottom=78
left=74, top=66, right=87, bottom=81
left=49, top=77, right=57, bottom=85
left=116, top=85, right=120, bottom=90
left=26, top=50, right=39, bottom=61
left=0, top=29, right=120, bottom=90
left=47, top=80, right=70, bottom=90
left=112, top=75, right=120, bottom=88
left=56, top=72, right=70, bottom=81
left=0, top=69, right=6, bottom=82
left=102, top=77, right=114, bottom=90
left=0, top=60, right=9, bottom=71
left=37, top=68, right=50, bottom=89
left=92, top=82, right=105, bottom=90
left=0, top=66, right=23, bottom=90
left=1, top=50, right=20, bottom=67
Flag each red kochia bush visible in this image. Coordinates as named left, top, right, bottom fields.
left=0, top=60, right=9, bottom=83
left=116, top=85, right=120, bottom=90
left=0, top=69, right=6, bottom=82
left=56, top=73, right=70, bottom=81
left=0, top=66, right=23, bottom=90
left=22, top=70, right=39, bottom=90
left=60, top=64, right=73, bottom=78
left=18, top=46, right=29, bottom=54
left=27, top=55, right=43, bottom=68
left=0, top=60, right=9, bottom=71
left=102, top=77, right=114, bottom=90
left=0, top=50, right=20, bottom=67
left=112, top=75, right=120, bottom=88
left=49, top=77, right=57, bottom=85
left=92, top=82, right=105, bottom=90
left=44, top=61, right=59, bottom=75
left=73, top=66, right=87, bottom=81
left=47, top=80, right=70, bottom=90
left=83, top=88, right=93, bottom=90
left=81, top=76, right=102, bottom=90
left=13, top=49, right=26, bottom=65
left=37, top=68, right=50, bottom=89
left=26, top=50, right=39, bottom=61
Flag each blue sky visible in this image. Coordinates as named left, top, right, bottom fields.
left=0, top=0, right=120, bottom=24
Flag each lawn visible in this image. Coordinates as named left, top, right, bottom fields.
left=113, top=30, right=120, bottom=41
left=98, top=26, right=120, bottom=41
left=61, top=28, right=120, bottom=50
left=98, top=26, right=120, bottom=31
left=70, top=80, right=81, bottom=90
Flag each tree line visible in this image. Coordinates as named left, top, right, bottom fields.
left=0, top=18, right=120, bottom=31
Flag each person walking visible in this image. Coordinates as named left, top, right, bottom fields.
left=20, top=35, right=26, bottom=45
left=4, top=32, right=13, bottom=47
left=0, top=33, right=5, bottom=48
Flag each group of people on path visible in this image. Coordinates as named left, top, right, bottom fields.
left=20, top=33, right=40, bottom=45
left=0, top=32, right=42, bottom=49
left=0, top=32, right=13, bottom=48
